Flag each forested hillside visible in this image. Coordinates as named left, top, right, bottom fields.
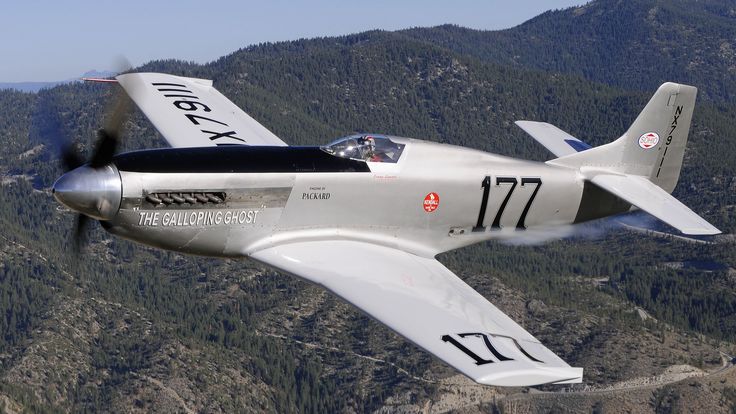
left=402, top=0, right=736, bottom=101
left=1, top=0, right=735, bottom=412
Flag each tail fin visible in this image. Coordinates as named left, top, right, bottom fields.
left=549, top=83, right=718, bottom=235
left=550, top=82, right=697, bottom=194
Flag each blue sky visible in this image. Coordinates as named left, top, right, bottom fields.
left=1, top=0, right=585, bottom=82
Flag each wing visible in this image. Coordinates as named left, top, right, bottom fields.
left=116, top=72, right=286, bottom=148
left=251, top=240, right=583, bottom=386
left=516, top=121, right=591, bottom=157
left=587, top=173, right=721, bottom=235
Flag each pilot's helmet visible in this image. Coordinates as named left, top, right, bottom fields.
left=364, top=136, right=375, bottom=148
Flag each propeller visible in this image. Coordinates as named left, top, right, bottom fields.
left=60, top=142, right=84, bottom=171
left=73, top=214, right=90, bottom=254
left=57, top=59, right=133, bottom=253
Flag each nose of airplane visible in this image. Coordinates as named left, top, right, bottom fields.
left=52, top=164, right=122, bottom=220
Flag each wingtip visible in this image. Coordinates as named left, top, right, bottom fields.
left=681, top=219, right=722, bottom=236
left=82, top=77, right=118, bottom=83
left=476, top=367, right=584, bottom=387
left=681, top=227, right=722, bottom=236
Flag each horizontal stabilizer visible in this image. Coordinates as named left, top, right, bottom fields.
left=516, top=121, right=591, bottom=158
left=587, top=172, right=720, bottom=235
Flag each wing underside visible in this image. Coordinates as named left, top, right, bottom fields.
left=116, top=72, right=286, bottom=148
left=251, top=240, right=583, bottom=387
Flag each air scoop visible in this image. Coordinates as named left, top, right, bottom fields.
left=52, top=165, right=122, bottom=221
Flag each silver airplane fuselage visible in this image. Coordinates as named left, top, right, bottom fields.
left=49, top=77, right=719, bottom=387
left=59, top=137, right=626, bottom=259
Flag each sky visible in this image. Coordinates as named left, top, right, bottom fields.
left=1, top=0, right=586, bottom=82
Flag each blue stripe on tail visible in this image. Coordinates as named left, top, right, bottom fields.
left=565, top=139, right=592, bottom=152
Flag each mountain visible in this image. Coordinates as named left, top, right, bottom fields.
left=0, top=70, right=116, bottom=93
left=0, top=1, right=735, bottom=412
left=0, top=81, right=62, bottom=93
left=79, top=69, right=117, bottom=80
left=401, top=0, right=736, bottom=102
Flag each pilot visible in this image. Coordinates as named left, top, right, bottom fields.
left=363, top=136, right=384, bottom=162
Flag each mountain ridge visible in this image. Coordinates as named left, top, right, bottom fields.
left=0, top=70, right=116, bottom=93
left=401, top=0, right=736, bottom=101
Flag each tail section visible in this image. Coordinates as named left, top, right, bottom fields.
left=549, top=82, right=697, bottom=194
left=544, top=83, right=718, bottom=235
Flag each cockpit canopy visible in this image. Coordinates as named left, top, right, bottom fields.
left=321, top=134, right=405, bottom=163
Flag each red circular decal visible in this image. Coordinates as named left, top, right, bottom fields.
left=638, top=132, right=660, bottom=149
left=423, top=192, right=440, bottom=212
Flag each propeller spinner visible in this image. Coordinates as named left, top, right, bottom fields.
left=52, top=164, right=121, bottom=221
left=53, top=67, right=132, bottom=250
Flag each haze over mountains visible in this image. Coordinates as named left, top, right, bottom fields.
left=1, top=0, right=735, bottom=412
left=0, top=70, right=116, bottom=93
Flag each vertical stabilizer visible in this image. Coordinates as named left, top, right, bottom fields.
left=549, top=83, right=697, bottom=194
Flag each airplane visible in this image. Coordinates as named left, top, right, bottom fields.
left=52, top=72, right=720, bottom=387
